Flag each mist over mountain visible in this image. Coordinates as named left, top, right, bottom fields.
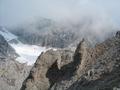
left=0, top=0, right=120, bottom=90
left=0, top=0, right=120, bottom=48
left=9, top=17, right=117, bottom=48
left=21, top=31, right=120, bottom=90
left=1, top=0, right=120, bottom=27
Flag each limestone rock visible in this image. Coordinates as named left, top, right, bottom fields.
left=0, top=57, right=31, bottom=90
left=52, top=32, right=120, bottom=90
left=0, top=34, right=31, bottom=90
left=21, top=31, right=120, bottom=90
left=21, top=49, right=74, bottom=90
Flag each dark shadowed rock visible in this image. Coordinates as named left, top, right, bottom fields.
left=52, top=31, right=120, bottom=90
left=21, top=49, right=74, bottom=90
left=21, top=31, right=120, bottom=90
left=0, top=34, right=31, bottom=90
left=116, top=31, right=120, bottom=38
left=0, top=34, right=18, bottom=58
left=0, top=58, right=31, bottom=90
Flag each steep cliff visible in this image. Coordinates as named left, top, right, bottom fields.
left=0, top=34, right=31, bottom=90
left=0, top=34, right=18, bottom=58
left=21, top=31, right=120, bottom=90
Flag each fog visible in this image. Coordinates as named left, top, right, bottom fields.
left=0, top=0, right=120, bottom=42
left=0, top=0, right=120, bottom=27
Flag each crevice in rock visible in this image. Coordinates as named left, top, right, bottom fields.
left=46, top=60, right=62, bottom=88
left=45, top=39, right=86, bottom=89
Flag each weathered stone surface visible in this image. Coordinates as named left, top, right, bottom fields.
left=116, top=31, right=120, bottom=38
left=52, top=32, right=120, bottom=90
left=21, top=31, right=120, bottom=90
left=0, top=57, right=31, bottom=90
left=0, top=34, right=31, bottom=90
left=0, top=34, right=18, bottom=58
left=21, top=49, right=74, bottom=90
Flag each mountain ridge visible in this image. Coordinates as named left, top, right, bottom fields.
left=21, top=31, right=120, bottom=90
left=9, top=17, right=115, bottom=48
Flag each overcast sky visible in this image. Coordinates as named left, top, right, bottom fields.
left=0, top=0, right=120, bottom=27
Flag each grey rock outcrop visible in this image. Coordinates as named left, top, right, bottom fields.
left=0, top=34, right=18, bottom=58
left=116, top=31, right=120, bottom=38
left=0, top=34, right=31, bottom=90
left=21, top=31, right=120, bottom=90
left=0, top=58, right=31, bottom=90
left=21, top=49, right=75, bottom=90
left=52, top=32, right=120, bottom=90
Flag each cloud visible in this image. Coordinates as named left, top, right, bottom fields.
left=0, top=0, right=120, bottom=43
left=0, top=0, right=120, bottom=27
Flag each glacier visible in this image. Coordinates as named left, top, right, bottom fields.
left=0, top=26, right=52, bottom=65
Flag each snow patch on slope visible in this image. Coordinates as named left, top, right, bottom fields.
left=0, top=27, right=17, bottom=41
left=11, top=43, right=53, bottom=65
left=0, top=26, right=57, bottom=65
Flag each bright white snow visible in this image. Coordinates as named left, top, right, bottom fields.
left=0, top=26, right=57, bottom=66
left=11, top=43, right=49, bottom=65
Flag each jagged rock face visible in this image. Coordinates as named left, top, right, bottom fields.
left=21, top=32, right=120, bottom=90
left=51, top=32, right=120, bottom=90
left=11, top=28, right=78, bottom=48
left=0, top=34, right=18, bottom=58
left=67, top=39, right=120, bottom=90
left=10, top=18, right=106, bottom=48
left=21, top=49, right=75, bottom=90
left=10, top=18, right=78, bottom=48
left=0, top=58, right=31, bottom=90
left=116, top=31, right=120, bottom=38
left=20, top=39, right=97, bottom=90
left=0, top=34, right=31, bottom=90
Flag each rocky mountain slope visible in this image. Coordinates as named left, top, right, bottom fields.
left=0, top=32, right=31, bottom=90
left=10, top=18, right=79, bottom=48
left=0, top=26, right=49, bottom=65
left=0, top=58, right=31, bottom=90
left=10, top=18, right=114, bottom=48
left=21, top=31, right=120, bottom=90
left=0, top=34, right=18, bottom=58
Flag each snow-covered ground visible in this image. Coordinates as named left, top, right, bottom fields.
left=11, top=43, right=49, bottom=65
left=0, top=26, right=57, bottom=65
